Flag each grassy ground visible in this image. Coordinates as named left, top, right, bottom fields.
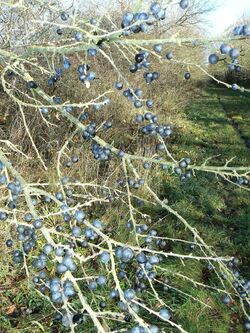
left=140, top=86, right=250, bottom=333
left=163, top=86, right=250, bottom=274
left=0, top=86, right=249, bottom=333
left=152, top=86, right=250, bottom=333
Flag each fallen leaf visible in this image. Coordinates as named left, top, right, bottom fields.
left=4, top=304, right=17, bottom=315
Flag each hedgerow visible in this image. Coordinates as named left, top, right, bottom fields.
left=0, top=1, right=250, bottom=332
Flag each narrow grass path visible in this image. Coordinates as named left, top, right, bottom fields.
left=216, top=89, right=250, bottom=152
left=149, top=87, right=250, bottom=333
left=167, top=87, right=250, bottom=270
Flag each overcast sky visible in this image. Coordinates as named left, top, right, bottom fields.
left=207, top=0, right=250, bottom=35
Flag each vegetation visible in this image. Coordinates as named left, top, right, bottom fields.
left=0, top=1, right=249, bottom=333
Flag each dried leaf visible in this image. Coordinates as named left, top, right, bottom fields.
left=4, top=304, right=17, bottom=315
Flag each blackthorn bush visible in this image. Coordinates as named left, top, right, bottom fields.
left=0, top=1, right=250, bottom=333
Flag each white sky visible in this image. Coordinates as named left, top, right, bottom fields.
left=207, top=0, right=250, bottom=35
left=59, top=0, right=250, bottom=36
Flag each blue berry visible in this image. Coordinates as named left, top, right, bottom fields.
left=184, top=72, right=191, bottom=80
left=124, top=288, right=136, bottom=300
left=97, top=275, right=107, bottom=286
left=90, top=18, right=97, bottom=25
left=122, top=12, right=134, bottom=24
left=0, top=211, right=8, bottom=220
left=208, top=54, right=219, bottom=65
left=100, top=251, right=110, bottom=263
left=233, top=26, right=243, bottom=36
left=88, top=281, right=97, bottom=290
left=43, top=244, right=53, bottom=254
left=74, top=210, right=85, bottom=222
left=166, top=52, right=173, bottom=60
left=75, top=31, right=83, bottom=41
left=60, top=12, right=69, bottom=21
left=153, top=44, right=162, bottom=53
left=87, top=48, right=98, bottom=56
left=150, top=3, right=161, bottom=15
left=63, top=58, right=71, bottom=69
left=6, top=239, right=13, bottom=247
left=93, top=219, right=103, bottom=229
left=229, top=48, right=240, bottom=59
left=24, top=213, right=33, bottom=222
left=159, top=308, right=171, bottom=320
left=115, top=82, right=123, bottom=90
left=150, top=325, right=159, bottom=333
left=232, top=83, right=239, bottom=91
left=121, top=247, right=134, bottom=262
left=243, top=25, right=250, bottom=36
left=56, top=28, right=63, bottom=35
left=117, top=150, right=125, bottom=158
left=0, top=175, right=7, bottom=184
left=134, top=100, right=142, bottom=108
left=220, top=44, right=231, bottom=54
left=136, top=252, right=147, bottom=263
left=72, top=226, right=82, bottom=238
left=27, top=81, right=38, bottom=89
left=179, top=0, right=189, bottom=9
left=155, top=8, right=165, bottom=20
left=222, top=295, right=231, bottom=304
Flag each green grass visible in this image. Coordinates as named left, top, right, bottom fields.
left=152, top=87, right=250, bottom=333
left=158, top=86, right=250, bottom=269
left=132, top=86, right=250, bottom=333
left=1, top=87, right=249, bottom=333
